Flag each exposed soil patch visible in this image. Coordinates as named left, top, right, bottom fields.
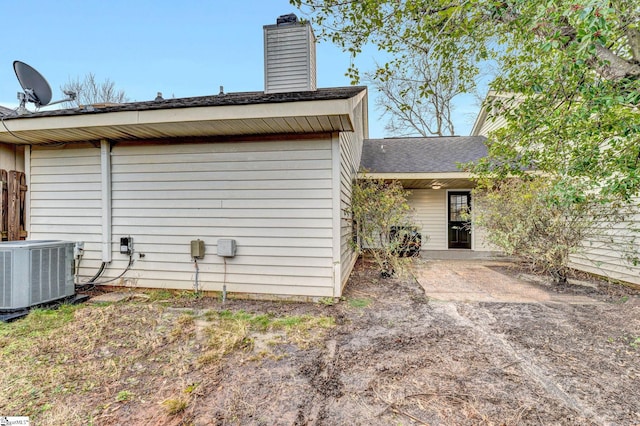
left=2, top=257, right=639, bottom=425
left=487, top=262, right=639, bottom=302
left=186, top=259, right=640, bottom=425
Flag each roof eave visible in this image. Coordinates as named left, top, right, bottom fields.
left=359, top=172, right=476, bottom=179
left=0, top=95, right=363, bottom=145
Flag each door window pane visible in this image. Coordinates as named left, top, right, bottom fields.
left=449, top=194, right=469, bottom=222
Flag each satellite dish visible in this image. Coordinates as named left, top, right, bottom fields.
left=13, top=60, right=76, bottom=114
left=14, top=61, right=53, bottom=107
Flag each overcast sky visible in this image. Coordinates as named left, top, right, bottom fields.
left=0, top=0, right=481, bottom=136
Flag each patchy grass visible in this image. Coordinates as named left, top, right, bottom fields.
left=198, top=313, right=253, bottom=365
left=161, top=398, right=188, bottom=415
left=0, top=300, right=334, bottom=425
left=115, top=390, right=133, bottom=402
left=348, top=297, right=372, bottom=309
left=145, top=289, right=174, bottom=301
left=317, top=296, right=339, bottom=306
left=198, top=310, right=334, bottom=364
left=0, top=304, right=78, bottom=346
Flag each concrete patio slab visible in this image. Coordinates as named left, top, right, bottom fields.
left=414, top=259, right=600, bottom=304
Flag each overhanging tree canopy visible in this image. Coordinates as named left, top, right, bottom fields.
left=292, top=0, right=640, bottom=199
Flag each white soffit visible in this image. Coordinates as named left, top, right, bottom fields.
left=0, top=97, right=359, bottom=145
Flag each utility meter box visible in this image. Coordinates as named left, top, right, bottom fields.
left=217, top=239, right=236, bottom=257
left=191, top=239, right=205, bottom=259
left=120, top=237, right=133, bottom=255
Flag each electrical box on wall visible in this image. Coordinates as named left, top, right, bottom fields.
left=191, top=239, right=205, bottom=259
left=120, top=237, right=133, bottom=255
left=74, top=241, right=85, bottom=258
left=217, top=239, right=236, bottom=257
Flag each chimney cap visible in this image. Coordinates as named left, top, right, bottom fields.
left=276, top=13, right=298, bottom=25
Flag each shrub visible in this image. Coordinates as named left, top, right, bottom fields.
left=473, top=177, right=635, bottom=282
left=351, top=177, right=424, bottom=277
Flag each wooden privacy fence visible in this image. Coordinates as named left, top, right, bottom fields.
left=0, top=169, right=28, bottom=241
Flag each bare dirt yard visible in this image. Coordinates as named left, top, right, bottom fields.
left=1, top=257, right=639, bottom=425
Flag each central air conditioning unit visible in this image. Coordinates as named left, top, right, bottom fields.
left=0, top=240, right=75, bottom=311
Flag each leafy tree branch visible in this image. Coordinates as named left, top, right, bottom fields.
left=292, top=0, right=640, bottom=200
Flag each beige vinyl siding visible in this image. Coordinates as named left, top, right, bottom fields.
left=338, top=131, right=361, bottom=287
left=29, top=146, right=103, bottom=272
left=27, top=139, right=337, bottom=297
left=108, top=139, right=335, bottom=297
left=337, top=98, right=366, bottom=290
left=406, top=189, right=447, bottom=250
left=569, top=199, right=640, bottom=285
left=407, top=188, right=494, bottom=252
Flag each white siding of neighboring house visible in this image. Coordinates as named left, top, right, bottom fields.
left=471, top=93, right=516, bottom=138
left=29, top=138, right=339, bottom=298
left=569, top=199, right=640, bottom=285
left=475, top=114, right=508, bottom=138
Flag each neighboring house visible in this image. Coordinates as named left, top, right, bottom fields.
left=469, top=91, right=515, bottom=137
left=0, top=19, right=367, bottom=299
left=471, top=93, right=640, bottom=286
left=0, top=106, right=25, bottom=172
left=360, top=136, right=497, bottom=254
left=0, top=143, right=24, bottom=173
left=1, top=106, right=27, bottom=242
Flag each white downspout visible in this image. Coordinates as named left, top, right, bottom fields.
left=100, top=139, right=112, bottom=263
left=24, top=146, right=31, bottom=239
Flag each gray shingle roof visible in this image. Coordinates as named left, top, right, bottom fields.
left=2, top=86, right=366, bottom=119
left=0, top=105, right=13, bottom=116
left=361, top=136, right=488, bottom=173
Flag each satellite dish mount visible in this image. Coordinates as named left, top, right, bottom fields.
left=13, top=60, right=77, bottom=114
